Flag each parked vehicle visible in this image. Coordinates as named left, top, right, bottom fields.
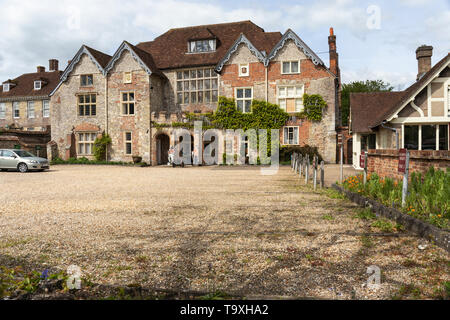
left=0, top=149, right=49, bottom=172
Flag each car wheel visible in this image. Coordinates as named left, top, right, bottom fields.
left=1, top=169, right=7, bottom=172
left=18, top=163, right=28, bottom=173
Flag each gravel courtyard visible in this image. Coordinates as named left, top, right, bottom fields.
left=0, top=165, right=448, bottom=299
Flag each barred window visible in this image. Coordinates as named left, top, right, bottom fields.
left=78, top=132, right=96, bottom=155
left=121, top=92, right=135, bottom=115
left=78, top=94, right=96, bottom=116
left=176, top=68, right=218, bottom=105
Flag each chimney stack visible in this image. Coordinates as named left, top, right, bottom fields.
left=49, top=59, right=59, bottom=71
left=416, top=45, right=433, bottom=80
left=37, top=66, right=45, bottom=73
left=328, top=27, right=339, bottom=78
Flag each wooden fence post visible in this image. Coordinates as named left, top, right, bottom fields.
left=363, top=151, right=368, bottom=185
left=313, top=155, right=317, bottom=191
left=305, top=154, right=309, bottom=184
left=401, top=150, right=410, bottom=207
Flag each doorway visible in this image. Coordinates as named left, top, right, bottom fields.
left=156, top=133, right=170, bottom=165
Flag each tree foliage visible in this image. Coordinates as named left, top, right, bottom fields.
left=341, top=80, right=394, bottom=126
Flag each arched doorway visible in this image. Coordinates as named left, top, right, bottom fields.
left=156, top=133, right=170, bottom=165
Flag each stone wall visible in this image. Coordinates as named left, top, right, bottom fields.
left=367, top=149, right=450, bottom=180
left=0, top=129, right=50, bottom=158
left=0, top=99, right=50, bottom=131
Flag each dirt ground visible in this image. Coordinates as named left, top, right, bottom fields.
left=0, top=165, right=448, bottom=299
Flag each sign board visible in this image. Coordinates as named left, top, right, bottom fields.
left=398, top=149, right=407, bottom=173
left=35, top=145, right=41, bottom=150
left=359, top=154, right=365, bottom=168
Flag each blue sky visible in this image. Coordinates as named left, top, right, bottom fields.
left=0, top=0, right=448, bottom=90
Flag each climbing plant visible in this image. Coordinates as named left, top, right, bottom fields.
left=302, top=93, right=327, bottom=121
left=93, top=133, right=112, bottom=161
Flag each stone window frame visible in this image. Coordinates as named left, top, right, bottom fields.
left=80, top=74, right=94, bottom=87
left=239, top=63, right=249, bottom=77
left=235, top=87, right=253, bottom=113
left=176, top=67, right=218, bottom=105
left=0, top=102, right=5, bottom=119
left=27, top=101, right=35, bottom=119
left=277, top=85, right=304, bottom=113
left=121, top=91, right=135, bottom=115
left=77, top=132, right=97, bottom=156
left=13, top=102, right=20, bottom=118
left=123, top=72, right=132, bottom=84
left=283, top=126, right=299, bottom=145
left=42, top=100, right=50, bottom=118
left=124, top=131, right=132, bottom=155
left=77, top=93, right=97, bottom=117
left=281, top=60, right=301, bottom=75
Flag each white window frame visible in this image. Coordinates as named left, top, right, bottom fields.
left=239, top=63, right=249, bottom=77
left=235, top=87, right=253, bottom=113
left=34, top=81, right=42, bottom=90
left=281, top=60, right=301, bottom=75
left=123, top=72, right=132, bottom=84
left=283, top=126, right=299, bottom=145
left=188, top=39, right=216, bottom=53
left=121, top=91, right=135, bottom=115
left=124, top=132, right=132, bottom=155
left=0, top=102, right=5, bottom=119
left=402, top=124, right=449, bottom=151
left=77, top=132, right=96, bottom=155
left=43, top=100, right=50, bottom=118
left=27, top=101, right=35, bottom=119
left=278, top=85, right=304, bottom=112
left=13, top=101, right=19, bottom=118
left=2, top=84, right=10, bottom=92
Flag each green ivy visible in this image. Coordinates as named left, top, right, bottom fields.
left=93, top=133, right=112, bottom=161
left=302, top=93, right=327, bottom=121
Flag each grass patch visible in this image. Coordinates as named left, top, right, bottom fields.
left=321, top=214, right=334, bottom=221
left=354, top=208, right=376, bottom=220
left=392, top=284, right=422, bottom=300
left=360, top=235, right=374, bottom=248
left=322, top=188, right=346, bottom=199
left=371, top=219, right=396, bottom=233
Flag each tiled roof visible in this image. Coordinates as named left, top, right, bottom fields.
left=350, top=91, right=404, bottom=133
left=0, top=70, right=62, bottom=99
left=136, top=20, right=282, bottom=69
left=83, top=45, right=112, bottom=68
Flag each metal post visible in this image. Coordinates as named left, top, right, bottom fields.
left=339, top=144, right=344, bottom=184
left=363, top=151, right=368, bottom=185
left=313, top=156, right=317, bottom=191
left=401, top=150, right=410, bottom=207
left=305, top=154, right=309, bottom=184
left=299, top=154, right=303, bottom=177
left=320, top=161, right=325, bottom=188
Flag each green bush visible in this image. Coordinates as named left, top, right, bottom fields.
left=280, top=145, right=323, bottom=163
left=93, top=133, right=111, bottom=161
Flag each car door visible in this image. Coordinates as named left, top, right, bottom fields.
left=2, top=150, right=18, bottom=169
left=0, top=150, right=4, bottom=168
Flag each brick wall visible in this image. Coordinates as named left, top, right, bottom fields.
left=367, top=149, right=450, bottom=180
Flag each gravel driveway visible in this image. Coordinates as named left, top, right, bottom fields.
left=0, top=165, right=448, bottom=299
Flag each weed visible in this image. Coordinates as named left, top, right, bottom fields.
left=322, top=214, right=334, bottom=221
left=354, top=208, right=376, bottom=220
left=372, top=219, right=396, bottom=233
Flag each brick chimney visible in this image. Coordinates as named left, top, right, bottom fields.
left=328, top=27, right=339, bottom=78
left=49, top=59, right=59, bottom=71
left=416, top=45, right=433, bottom=80
left=37, top=66, right=45, bottom=73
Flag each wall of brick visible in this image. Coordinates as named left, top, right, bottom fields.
left=367, top=149, right=450, bottom=180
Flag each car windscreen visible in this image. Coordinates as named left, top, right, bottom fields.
left=14, top=150, right=35, bottom=157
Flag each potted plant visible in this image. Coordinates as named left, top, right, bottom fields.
left=132, top=155, right=142, bottom=163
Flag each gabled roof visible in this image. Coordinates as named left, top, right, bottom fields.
left=136, top=20, right=282, bottom=70
left=0, top=70, right=62, bottom=100
left=104, top=41, right=163, bottom=77
left=350, top=52, right=450, bottom=133
left=215, top=33, right=267, bottom=72
left=267, top=29, right=325, bottom=66
left=350, top=91, right=404, bottom=133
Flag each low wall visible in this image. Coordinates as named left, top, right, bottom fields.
left=367, top=149, right=449, bottom=180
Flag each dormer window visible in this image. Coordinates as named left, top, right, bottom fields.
left=188, top=39, right=216, bottom=53
left=34, top=81, right=42, bottom=90
left=3, top=84, right=10, bottom=92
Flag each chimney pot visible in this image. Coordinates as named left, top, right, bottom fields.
left=37, top=66, right=45, bottom=73
left=416, top=45, right=433, bottom=80
left=49, top=59, right=59, bottom=71
left=330, top=27, right=334, bottom=36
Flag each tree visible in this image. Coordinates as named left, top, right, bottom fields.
left=341, top=80, right=394, bottom=126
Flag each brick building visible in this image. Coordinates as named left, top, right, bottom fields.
left=350, top=46, right=450, bottom=169
left=0, top=60, right=61, bottom=156
left=49, top=21, right=340, bottom=164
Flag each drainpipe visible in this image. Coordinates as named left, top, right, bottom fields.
left=265, top=66, right=268, bottom=102
left=381, top=121, right=399, bottom=149
left=149, top=77, right=152, bottom=166
left=105, top=74, right=109, bottom=162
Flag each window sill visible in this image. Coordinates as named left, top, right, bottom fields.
left=281, top=72, right=301, bottom=75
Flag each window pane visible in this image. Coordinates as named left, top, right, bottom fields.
left=91, top=133, right=96, bottom=141
left=204, top=69, right=210, bottom=77
left=79, top=105, right=84, bottom=116
left=287, top=87, right=294, bottom=97
left=296, top=86, right=303, bottom=96
left=126, top=132, right=132, bottom=141
left=91, top=105, right=96, bottom=116
left=177, top=93, right=183, bottom=103
left=184, top=81, right=189, bottom=90
left=421, top=125, right=436, bottom=150
left=190, top=70, right=196, bottom=78
left=197, top=69, right=203, bottom=78
left=129, top=93, right=134, bottom=101
left=205, top=91, right=211, bottom=103
left=282, top=62, right=290, bottom=73
left=177, top=72, right=183, bottom=79
left=184, top=71, right=190, bottom=79
left=439, top=125, right=448, bottom=150
left=245, top=88, right=252, bottom=98
left=85, top=95, right=90, bottom=103
left=279, top=99, right=286, bottom=110
left=279, top=87, right=286, bottom=97
left=191, top=92, right=196, bottom=104
left=190, top=80, right=196, bottom=90
left=184, top=92, right=189, bottom=104
left=91, top=95, right=96, bottom=103
left=123, top=104, right=128, bottom=114
left=198, top=91, right=203, bottom=103
left=283, top=127, right=288, bottom=144
left=79, top=95, right=84, bottom=103
left=291, top=61, right=299, bottom=73
left=237, top=100, right=243, bottom=112
left=204, top=79, right=210, bottom=90
left=211, top=78, right=218, bottom=89
left=87, top=75, right=93, bottom=85
left=129, top=103, right=134, bottom=114
left=293, top=127, right=299, bottom=144
left=122, top=93, right=128, bottom=102
left=404, top=125, right=418, bottom=150
left=245, top=100, right=251, bottom=113
left=212, top=90, right=218, bottom=102
left=197, top=80, right=203, bottom=90
left=78, top=143, right=84, bottom=154
left=177, top=81, right=183, bottom=91
left=126, top=143, right=132, bottom=154
left=85, top=105, right=90, bottom=116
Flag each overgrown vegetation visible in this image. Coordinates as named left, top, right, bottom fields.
left=342, top=167, right=449, bottom=229
left=93, top=133, right=111, bottom=161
